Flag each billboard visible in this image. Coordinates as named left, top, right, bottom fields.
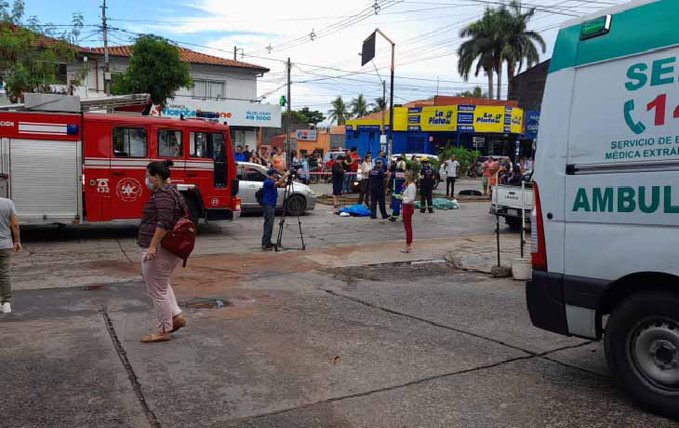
left=296, top=129, right=317, bottom=141
left=152, top=98, right=282, bottom=128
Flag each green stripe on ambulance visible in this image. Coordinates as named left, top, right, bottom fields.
left=572, top=186, right=679, bottom=213
left=550, top=0, right=679, bottom=74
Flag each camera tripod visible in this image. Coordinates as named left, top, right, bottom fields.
left=275, top=174, right=306, bottom=252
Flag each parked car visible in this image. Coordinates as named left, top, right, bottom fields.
left=391, top=153, right=440, bottom=163
left=236, top=162, right=316, bottom=216
left=393, top=153, right=442, bottom=189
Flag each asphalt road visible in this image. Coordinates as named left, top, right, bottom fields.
left=1, top=188, right=675, bottom=427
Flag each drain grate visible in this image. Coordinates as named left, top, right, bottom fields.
left=180, top=298, right=230, bottom=309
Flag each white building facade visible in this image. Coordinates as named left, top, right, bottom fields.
left=67, top=46, right=281, bottom=148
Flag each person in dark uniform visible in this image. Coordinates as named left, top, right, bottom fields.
left=331, top=155, right=346, bottom=208
left=389, top=157, right=407, bottom=222
left=369, top=160, right=389, bottom=220
left=419, top=157, right=435, bottom=213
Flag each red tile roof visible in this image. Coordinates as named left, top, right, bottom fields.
left=1, top=24, right=79, bottom=49
left=81, top=46, right=269, bottom=72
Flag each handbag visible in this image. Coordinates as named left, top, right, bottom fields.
left=161, top=188, right=197, bottom=267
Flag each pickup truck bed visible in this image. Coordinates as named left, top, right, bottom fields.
left=490, top=182, right=533, bottom=230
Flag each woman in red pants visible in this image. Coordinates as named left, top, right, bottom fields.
left=401, top=172, right=417, bottom=253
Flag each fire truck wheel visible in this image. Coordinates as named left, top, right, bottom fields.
left=186, top=197, right=201, bottom=225
left=285, top=195, right=306, bottom=217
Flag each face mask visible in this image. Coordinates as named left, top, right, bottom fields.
left=145, top=176, right=155, bottom=190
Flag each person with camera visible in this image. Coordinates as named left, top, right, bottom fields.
left=369, top=159, right=389, bottom=220
left=261, top=168, right=289, bottom=251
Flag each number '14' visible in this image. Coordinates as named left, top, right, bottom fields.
left=647, top=94, right=679, bottom=126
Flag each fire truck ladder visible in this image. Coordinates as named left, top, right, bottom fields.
left=0, top=93, right=151, bottom=112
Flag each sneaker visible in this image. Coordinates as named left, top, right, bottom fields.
left=2, top=302, right=11, bottom=314
left=388, top=217, right=397, bottom=223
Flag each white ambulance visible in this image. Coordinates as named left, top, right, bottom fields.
left=527, top=0, right=679, bottom=419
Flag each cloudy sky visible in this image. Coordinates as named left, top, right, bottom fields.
left=27, top=0, right=626, bottom=119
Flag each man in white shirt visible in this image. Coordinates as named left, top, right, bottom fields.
left=0, top=197, right=21, bottom=314
left=446, top=155, right=460, bottom=197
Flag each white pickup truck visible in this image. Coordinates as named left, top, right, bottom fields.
left=490, top=172, right=533, bottom=230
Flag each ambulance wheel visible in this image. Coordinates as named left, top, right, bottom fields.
left=285, top=195, right=306, bottom=216
left=186, top=197, right=200, bottom=225
left=604, top=290, right=679, bottom=419
left=505, top=217, right=522, bottom=230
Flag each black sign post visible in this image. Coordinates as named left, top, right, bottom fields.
left=361, top=32, right=376, bottom=66
left=361, top=29, right=395, bottom=158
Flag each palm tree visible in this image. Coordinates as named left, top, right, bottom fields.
left=499, top=1, right=546, bottom=96
left=350, top=93, right=369, bottom=118
left=458, top=8, right=502, bottom=99
left=370, top=96, right=386, bottom=113
left=328, top=96, right=350, bottom=125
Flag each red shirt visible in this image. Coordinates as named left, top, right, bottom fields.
left=350, top=152, right=360, bottom=172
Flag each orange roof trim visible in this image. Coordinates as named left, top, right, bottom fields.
left=81, top=45, right=269, bottom=72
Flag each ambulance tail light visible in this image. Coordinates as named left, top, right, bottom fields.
left=531, top=181, right=547, bottom=272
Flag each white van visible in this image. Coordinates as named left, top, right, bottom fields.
left=527, top=0, right=679, bottom=419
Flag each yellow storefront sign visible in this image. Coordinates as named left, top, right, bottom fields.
left=510, top=108, right=524, bottom=134
left=472, top=106, right=506, bottom=133
left=349, top=105, right=524, bottom=134
left=419, top=106, right=457, bottom=132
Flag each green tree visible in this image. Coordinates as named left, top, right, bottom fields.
left=438, top=146, right=481, bottom=177
left=370, top=96, right=386, bottom=113
left=298, top=106, right=325, bottom=125
left=498, top=1, right=546, bottom=95
left=0, top=0, right=83, bottom=102
left=457, top=8, right=501, bottom=100
left=350, top=93, right=368, bottom=118
left=111, top=35, right=192, bottom=108
left=456, top=86, right=487, bottom=98
left=327, top=96, right=350, bottom=125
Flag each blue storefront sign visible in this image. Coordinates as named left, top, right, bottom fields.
left=525, top=110, right=540, bottom=140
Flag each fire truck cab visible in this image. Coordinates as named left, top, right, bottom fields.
left=0, top=110, right=241, bottom=225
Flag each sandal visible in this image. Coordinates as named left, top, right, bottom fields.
left=140, top=332, right=172, bottom=343
left=400, top=248, right=412, bottom=254
left=171, top=314, right=188, bottom=333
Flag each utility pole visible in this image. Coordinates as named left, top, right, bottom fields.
left=101, top=0, right=110, bottom=95
left=285, top=57, right=292, bottom=159
left=234, top=46, right=237, bottom=61
left=381, top=80, right=386, bottom=135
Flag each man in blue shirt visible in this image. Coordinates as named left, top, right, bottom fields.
left=261, top=169, right=288, bottom=250
left=374, top=150, right=388, bottom=172
left=235, top=145, right=247, bottom=162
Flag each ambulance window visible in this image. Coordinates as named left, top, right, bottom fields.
left=113, top=128, right=148, bottom=158
left=190, top=132, right=212, bottom=158
left=159, top=130, right=183, bottom=158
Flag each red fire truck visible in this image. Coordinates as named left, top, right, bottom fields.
left=0, top=110, right=241, bottom=225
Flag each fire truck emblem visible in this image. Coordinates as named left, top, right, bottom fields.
left=211, top=198, right=219, bottom=207
left=96, top=178, right=110, bottom=194
left=116, top=177, right=143, bottom=202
